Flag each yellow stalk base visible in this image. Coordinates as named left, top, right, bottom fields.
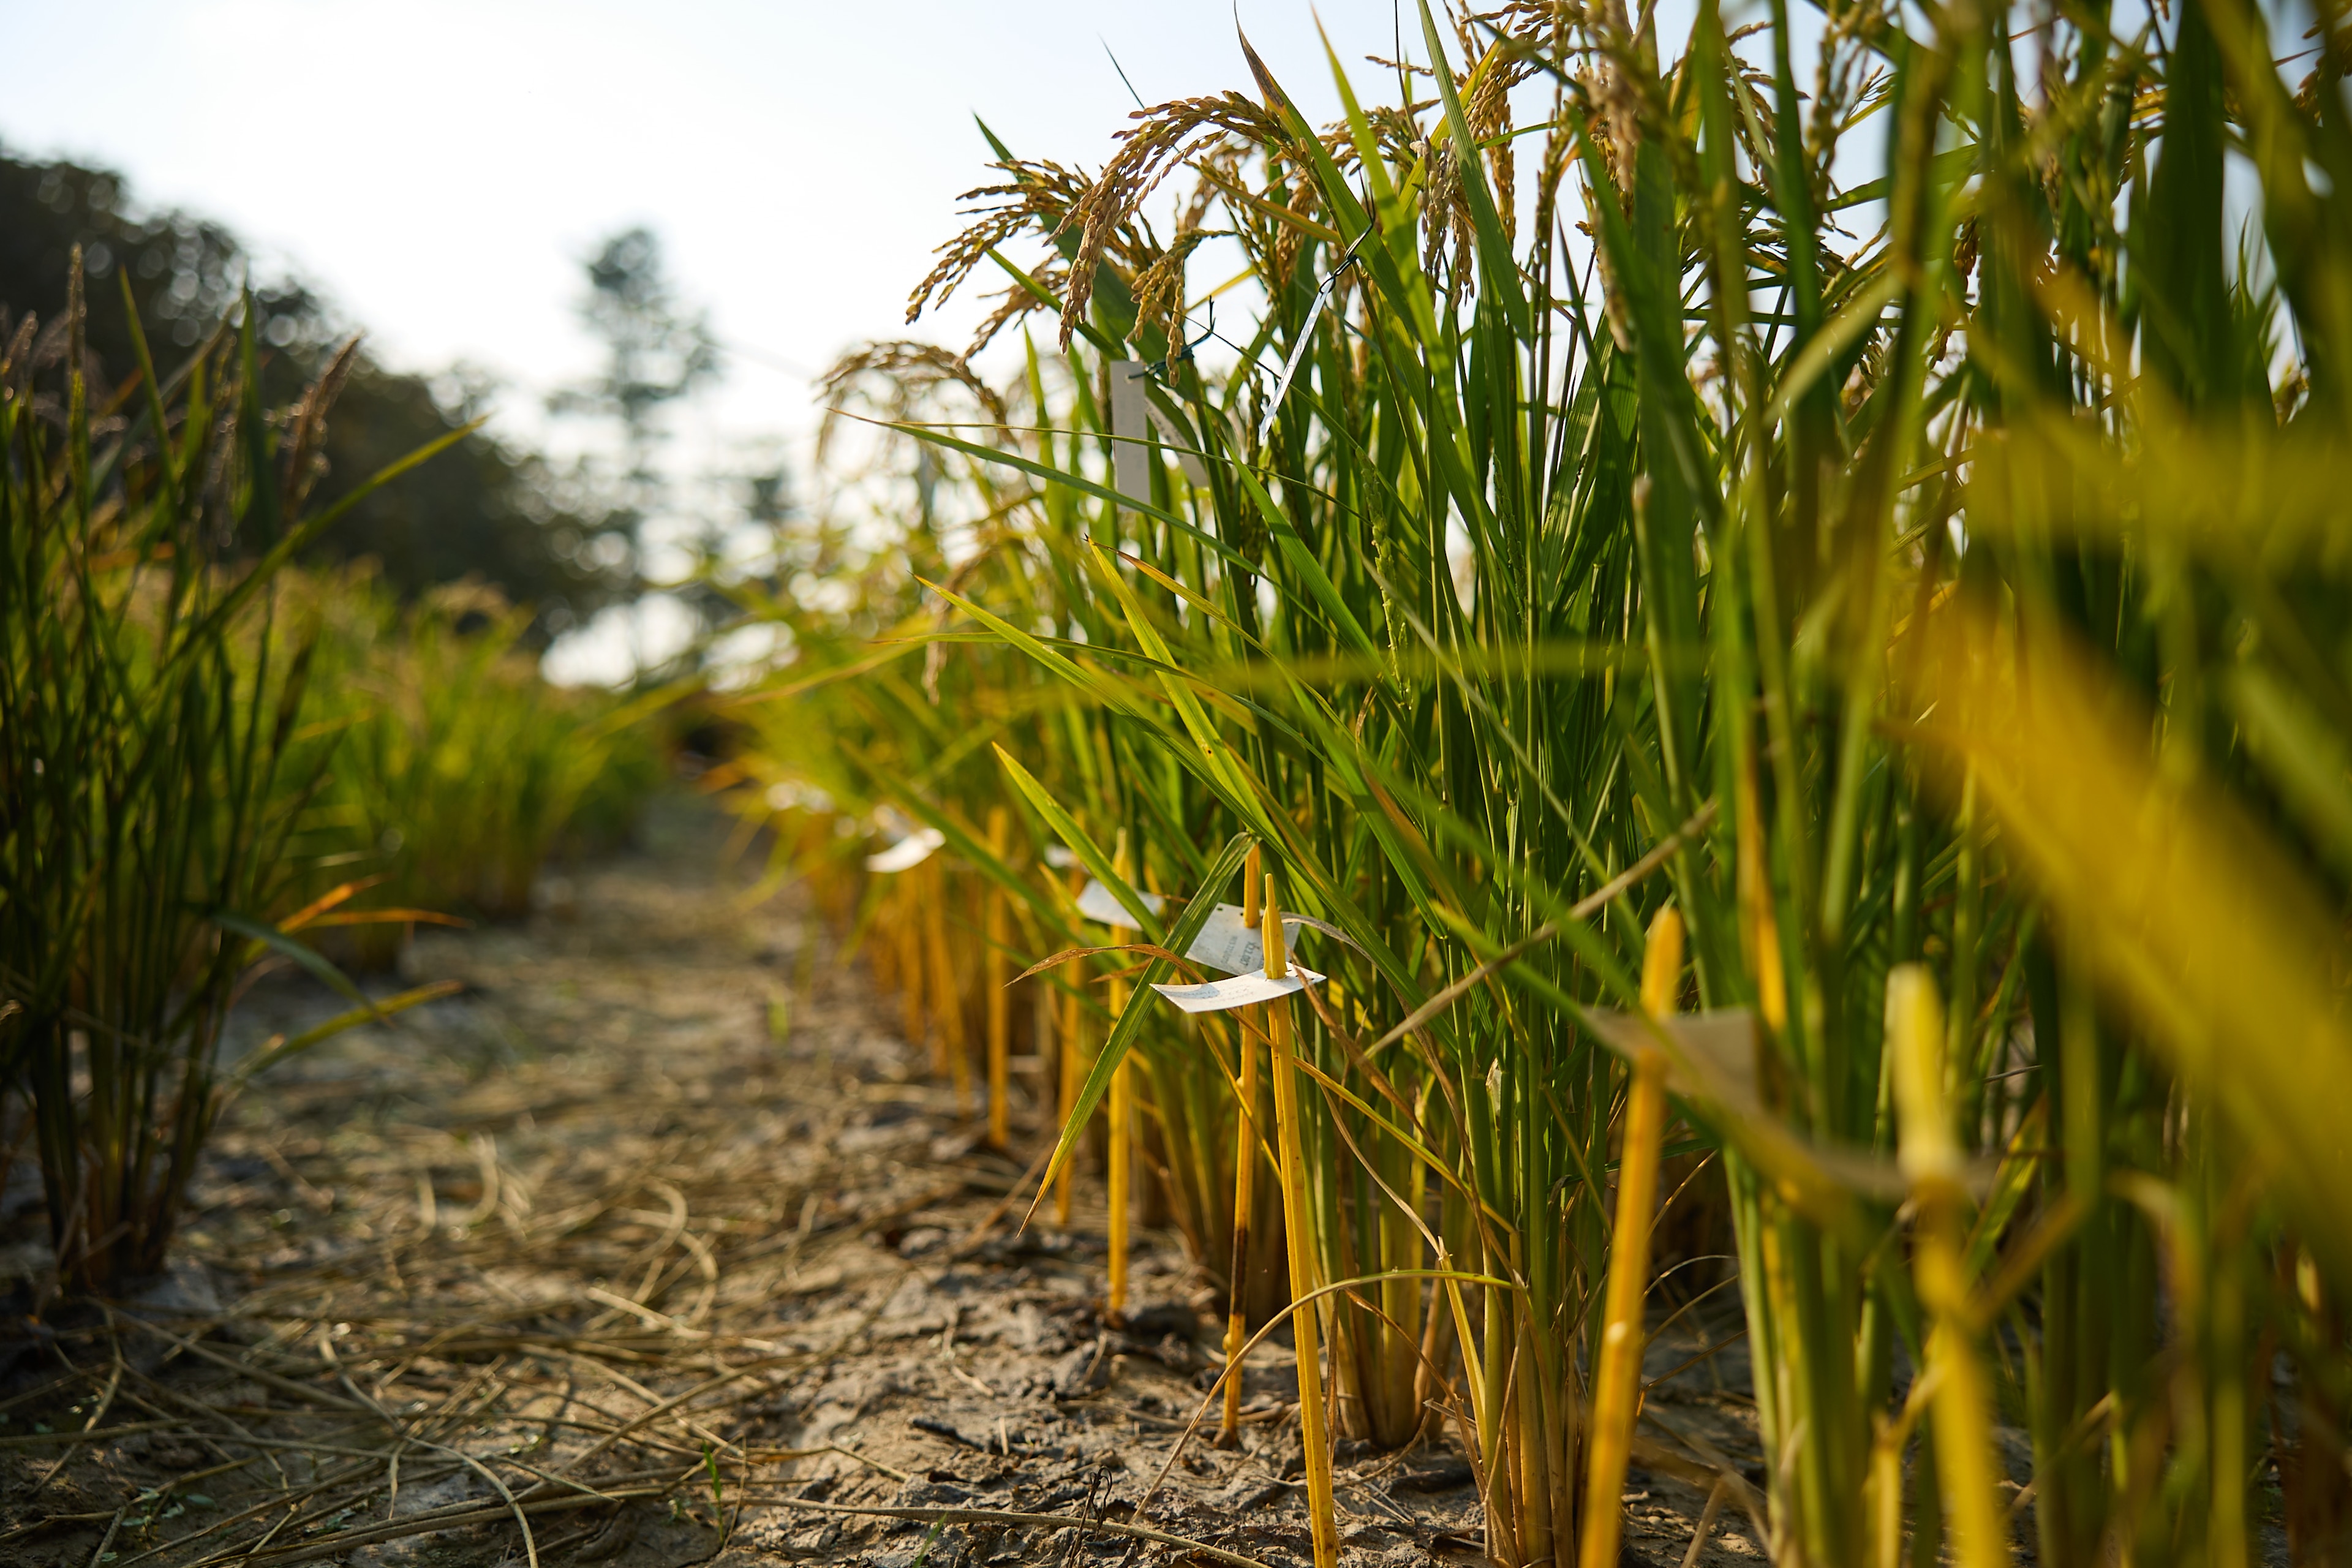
left=1219, top=1015, right=1259, bottom=1447
left=1106, top=831, right=1134, bottom=1321
left=1219, top=844, right=1264, bottom=1447
left=1578, top=905, right=1683, bottom=1568
left=1889, top=964, right=2012, bottom=1568
left=1055, top=984, right=1081, bottom=1227
left=922, top=859, right=967, bottom=1105
left=1054, top=863, right=1085, bottom=1227
left=1107, top=1011, right=1131, bottom=1321
left=1266, top=873, right=1338, bottom=1568
left=986, top=808, right=1011, bottom=1151
left=897, top=893, right=925, bottom=1054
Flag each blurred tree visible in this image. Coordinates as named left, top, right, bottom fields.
left=569, top=227, right=720, bottom=458
left=0, top=146, right=627, bottom=639
left=551, top=225, right=722, bottom=572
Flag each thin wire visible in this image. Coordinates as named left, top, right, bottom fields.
left=1254, top=231, right=1371, bottom=445
left=1144, top=302, right=1218, bottom=380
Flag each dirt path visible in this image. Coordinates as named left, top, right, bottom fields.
left=0, top=802, right=1766, bottom=1567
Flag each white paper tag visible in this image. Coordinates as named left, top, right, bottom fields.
left=765, top=780, right=836, bottom=814
left=1042, top=844, right=1079, bottom=869
left=1151, top=965, right=1325, bottom=1015
left=1071, top=876, right=1357, bottom=967
left=1183, top=904, right=1264, bottom=975
left=1076, top=878, right=1166, bottom=926
left=865, top=828, right=946, bottom=873
left=1182, top=905, right=1357, bottom=975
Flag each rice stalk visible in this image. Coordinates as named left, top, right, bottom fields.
left=720, top=0, right=2352, bottom=1558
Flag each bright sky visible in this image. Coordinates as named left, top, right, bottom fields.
left=0, top=1, right=1450, bottom=444
left=0, top=0, right=1668, bottom=679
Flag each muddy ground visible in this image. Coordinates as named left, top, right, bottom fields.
left=0, top=802, right=1770, bottom=1567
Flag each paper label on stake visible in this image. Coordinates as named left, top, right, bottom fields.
left=1182, top=905, right=1360, bottom=975
left=1076, top=878, right=1166, bottom=926
left=1183, top=904, right=1265, bottom=975
left=1151, top=965, right=1325, bottom=1015
left=1069, top=873, right=1362, bottom=970
left=865, top=829, right=945, bottom=873
left=1042, top=844, right=1079, bottom=869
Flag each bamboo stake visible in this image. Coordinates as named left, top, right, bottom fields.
left=895, top=884, right=925, bottom=1054
left=986, top=807, right=1011, bottom=1151
left=1054, top=861, right=1085, bottom=1229
left=1265, top=871, right=1338, bottom=1568
left=922, top=856, right=968, bottom=1108
left=1888, top=963, right=2012, bottom=1568
left=1578, top=904, right=1683, bottom=1568
left=1218, top=843, right=1264, bottom=1449
left=1735, top=758, right=1787, bottom=1033
left=1107, top=829, right=1134, bottom=1321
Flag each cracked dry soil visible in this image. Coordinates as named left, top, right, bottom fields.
left=0, top=802, right=1766, bottom=1567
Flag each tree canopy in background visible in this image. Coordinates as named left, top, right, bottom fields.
left=0, top=147, right=629, bottom=639
left=549, top=225, right=726, bottom=582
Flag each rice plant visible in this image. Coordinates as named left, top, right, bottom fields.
left=730, top=0, right=2352, bottom=1562
left=0, top=264, right=469, bottom=1289
left=292, top=565, right=666, bottom=967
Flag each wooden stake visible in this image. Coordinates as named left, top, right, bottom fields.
left=1265, top=871, right=1337, bottom=1568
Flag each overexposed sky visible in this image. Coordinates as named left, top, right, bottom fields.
left=0, top=1, right=1449, bottom=446
left=0, top=1, right=1491, bottom=679
left=2, top=0, right=1724, bottom=679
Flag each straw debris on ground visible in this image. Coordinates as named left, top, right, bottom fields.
left=0, top=805, right=1763, bottom=1567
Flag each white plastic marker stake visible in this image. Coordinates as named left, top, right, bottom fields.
left=1262, top=872, right=1338, bottom=1568
left=1110, top=362, right=1152, bottom=521
left=1109, top=361, right=1207, bottom=519
left=865, top=827, right=944, bottom=873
